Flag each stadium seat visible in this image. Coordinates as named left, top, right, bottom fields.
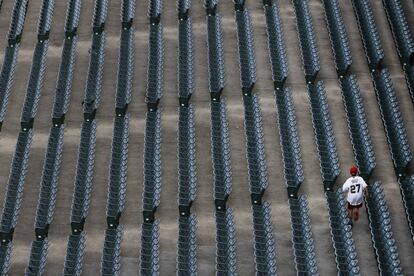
left=65, top=0, right=81, bottom=37
left=371, top=69, right=412, bottom=175
left=398, top=175, right=414, bottom=243
left=215, top=209, right=237, bottom=275
left=263, top=2, right=288, bottom=91
left=26, top=239, right=48, bottom=276
left=92, top=0, right=108, bottom=33
left=366, top=182, right=403, bottom=275
left=116, top=28, right=134, bottom=112
left=307, top=82, right=341, bottom=188
left=326, top=190, right=360, bottom=275
left=252, top=202, right=277, bottom=275
left=339, top=75, right=376, bottom=179
left=140, top=220, right=160, bottom=275
left=0, top=242, right=12, bottom=275
left=148, top=0, right=163, bottom=24
left=322, top=0, right=352, bottom=77
left=235, top=9, right=256, bottom=93
left=121, top=0, right=135, bottom=27
left=207, top=14, right=225, bottom=97
left=37, top=0, right=54, bottom=41
left=63, top=233, right=86, bottom=276
left=289, top=196, right=318, bottom=275
left=101, top=226, right=123, bottom=276
left=7, top=0, right=28, bottom=46
left=0, top=46, right=19, bottom=125
left=178, top=18, right=194, bottom=101
left=351, top=0, right=384, bottom=71
left=177, top=214, right=198, bottom=275
left=274, top=88, right=304, bottom=192
left=292, top=0, right=320, bottom=84
left=146, top=24, right=164, bottom=107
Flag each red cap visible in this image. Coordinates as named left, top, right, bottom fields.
left=350, top=166, right=358, bottom=176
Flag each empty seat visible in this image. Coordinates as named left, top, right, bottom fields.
left=7, top=0, right=29, bottom=46
left=146, top=24, right=164, bottom=104
left=178, top=18, right=194, bottom=100
left=215, top=209, right=237, bottom=275
left=292, top=0, right=320, bottom=84
left=351, top=0, right=384, bottom=71
left=326, top=190, right=360, bottom=275
left=398, top=175, right=414, bottom=243
left=252, top=202, right=277, bottom=275
left=107, top=115, right=129, bottom=222
left=26, top=239, right=48, bottom=276
left=84, top=33, right=106, bottom=116
left=148, top=0, right=163, bottom=22
left=274, top=88, right=304, bottom=190
left=403, top=64, right=414, bottom=105
left=65, top=0, right=82, bottom=34
left=307, top=81, right=340, bottom=186
left=21, top=42, right=49, bottom=125
left=0, top=46, right=20, bottom=124
left=339, top=74, right=376, bottom=179
left=0, top=242, right=12, bottom=275
left=63, top=233, right=86, bottom=276
left=70, top=122, right=97, bottom=227
left=37, top=0, right=55, bottom=39
left=264, top=2, right=288, bottom=90
left=235, top=9, right=256, bottom=92
left=101, top=226, right=123, bottom=276
left=177, top=0, right=191, bottom=16
left=322, top=0, right=352, bottom=77
left=177, top=214, right=197, bottom=275
left=143, top=111, right=162, bottom=214
left=371, top=69, right=412, bottom=175
left=289, top=196, right=318, bottom=275
left=140, top=220, right=160, bottom=276
left=116, top=28, right=134, bottom=110
left=92, top=0, right=109, bottom=30
left=366, top=182, right=403, bottom=275
left=207, top=14, right=225, bottom=95
left=35, top=125, right=65, bottom=231
left=53, top=37, right=77, bottom=120
left=178, top=106, right=197, bottom=208
left=121, top=0, right=135, bottom=25
left=382, top=0, right=414, bottom=66
left=0, top=130, right=33, bottom=235
left=211, top=100, right=232, bottom=202
left=243, top=95, right=268, bottom=194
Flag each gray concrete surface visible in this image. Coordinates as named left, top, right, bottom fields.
left=0, top=0, right=413, bottom=275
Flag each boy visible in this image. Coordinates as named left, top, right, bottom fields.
left=342, top=166, right=368, bottom=225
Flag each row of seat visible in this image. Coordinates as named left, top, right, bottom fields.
left=146, top=24, right=164, bottom=108
left=37, top=0, right=55, bottom=41
left=371, top=69, right=412, bottom=175
left=351, top=0, right=384, bottom=71
left=289, top=196, right=319, bottom=275
left=0, top=0, right=29, bottom=128
left=381, top=0, right=414, bottom=66
left=101, top=2, right=134, bottom=273
left=322, top=0, right=352, bottom=77
left=252, top=202, right=277, bottom=275
left=26, top=239, right=48, bottom=275
left=274, top=88, right=304, bottom=193
left=64, top=232, right=86, bottom=276
left=215, top=208, right=237, bottom=275
left=398, top=175, right=414, bottom=243
left=366, top=182, right=403, bottom=275
left=26, top=0, right=83, bottom=274
left=20, top=41, right=49, bottom=127
left=339, top=75, right=376, bottom=180
left=177, top=215, right=197, bottom=275
left=178, top=18, right=194, bottom=101
left=206, top=14, right=225, bottom=97
left=233, top=7, right=277, bottom=275
left=101, top=226, right=123, bottom=276
left=178, top=106, right=197, bottom=210
left=326, top=190, right=360, bottom=275
left=141, top=220, right=160, bottom=275
left=263, top=2, right=288, bottom=91
left=141, top=2, right=164, bottom=274
left=8, top=0, right=28, bottom=46
left=292, top=0, right=320, bottom=84
left=307, top=81, right=341, bottom=189
left=64, top=0, right=109, bottom=273
left=211, top=101, right=232, bottom=206
left=177, top=0, right=191, bottom=17
left=235, top=9, right=256, bottom=93
left=65, top=0, right=81, bottom=37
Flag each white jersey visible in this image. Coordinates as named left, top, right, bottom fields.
left=342, top=176, right=368, bottom=205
